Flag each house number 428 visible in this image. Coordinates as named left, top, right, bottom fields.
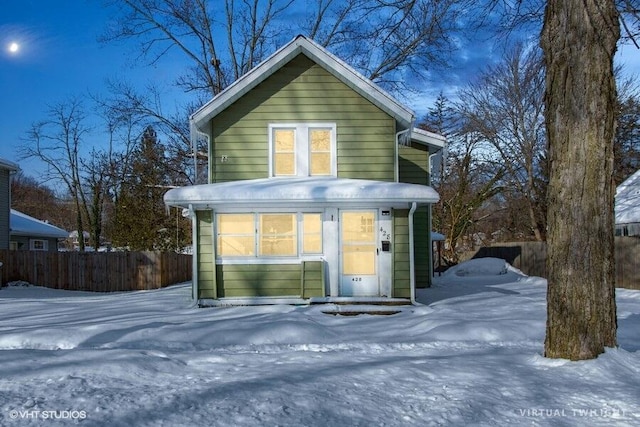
left=351, top=277, right=362, bottom=282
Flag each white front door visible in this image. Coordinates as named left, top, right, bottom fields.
left=340, top=210, right=379, bottom=296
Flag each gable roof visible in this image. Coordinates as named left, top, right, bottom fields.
left=191, top=35, right=416, bottom=131
left=10, top=209, right=68, bottom=239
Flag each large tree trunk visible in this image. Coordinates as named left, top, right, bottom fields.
left=541, top=0, right=619, bottom=360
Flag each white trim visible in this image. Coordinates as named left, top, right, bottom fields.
left=408, top=202, right=417, bottom=304
left=200, top=297, right=310, bottom=307
left=411, top=128, right=446, bottom=151
left=191, top=35, right=415, bottom=130
left=216, top=256, right=323, bottom=265
left=29, top=239, right=48, bottom=251
left=190, top=205, right=199, bottom=301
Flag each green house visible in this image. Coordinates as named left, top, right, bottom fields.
left=164, top=35, right=445, bottom=306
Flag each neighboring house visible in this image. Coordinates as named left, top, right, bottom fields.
left=10, top=209, right=68, bottom=251
left=615, top=169, right=640, bottom=237
left=0, top=158, right=20, bottom=250
left=165, top=35, right=445, bottom=306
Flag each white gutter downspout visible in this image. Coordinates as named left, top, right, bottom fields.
left=427, top=151, right=441, bottom=282
left=190, top=119, right=210, bottom=184
left=395, top=128, right=411, bottom=182
left=188, top=203, right=198, bottom=302
left=408, top=201, right=418, bottom=304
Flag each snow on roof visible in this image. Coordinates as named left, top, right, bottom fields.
left=10, top=209, right=68, bottom=239
left=164, top=177, right=439, bottom=209
left=615, top=169, right=640, bottom=224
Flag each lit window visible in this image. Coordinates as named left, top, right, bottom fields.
left=270, top=124, right=336, bottom=177
left=259, top=214, right=297, bottom=256
left=302, top=213, right=322, bottom=253
left=217, top=214, right=255, bottom=256
left=273, top=129, right=296, bottom=176
left=216, top=212, right=323, bottom=258
left=309, top=129, right=332, bottom=175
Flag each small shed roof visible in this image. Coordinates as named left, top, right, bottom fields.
left=165, top=177, right=439, bottom=210
left=10, top=209, right=68, bottom=239
left=615, top=169, right=640, bottom=225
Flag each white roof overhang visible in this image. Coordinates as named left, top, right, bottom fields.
left=0, top=158, right=20, bottom=172
left=164, top=177, right=439, bottom=210
left=191, top=35, right=415, bottom=131
left=411, top=128, right=446, bottom=153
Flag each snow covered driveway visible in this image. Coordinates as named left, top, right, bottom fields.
left=0, top=268, right=639, bottom=426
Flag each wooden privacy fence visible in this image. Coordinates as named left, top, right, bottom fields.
left=463, top=237, right=640, bottom=290
left=0, top=250, right=192, bottom=292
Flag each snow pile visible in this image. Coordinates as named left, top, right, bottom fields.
left=0, top=258, right=638, bottom=426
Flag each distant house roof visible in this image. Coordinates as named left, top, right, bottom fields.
left=10, top=209, right=68, bottom=239
left=191, top=34, right=416, bottom=131
left=0, top=158, right=19, bottom=172
left=615, top=169, right=640, bottom=225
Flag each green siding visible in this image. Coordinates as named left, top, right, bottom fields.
left=413, top=207, right=432, bottom=288
left=210, top=54, right=396, bottom=183
left=393, top=210, right=411, bottom=298
left=398, top=143, right=430, bottom=185
left=302, top=260, right=325, bottom=298
left=398, top=144, right=433, bottom=288
left=212, top=261, right=324, bottom=299
left=196, top=210, right=216, bottom=299
left=216, top=264, right=302, bottom=297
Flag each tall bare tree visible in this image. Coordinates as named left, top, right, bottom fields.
left=19, top=98, right=91, bottom=251
left=102, top=0, right=461, bottom=95
left=458, top=44, right=547, bottom=241
left=541, top=0, right=620, bottom=360
left=422, top=96, right=505, bottom=262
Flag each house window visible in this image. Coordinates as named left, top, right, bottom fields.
left=273, top=129, right=296, bottom=176
left=302, top=213, right=322, bottom=254
left=9, top=241, right=18, bottom=251
left=217, top=214, right=255, bottom=256
left=259, top=214, right=297, bottom=256
left=270, top=124, right=336, bottom=177
left=30, top=239, right=48, bottom=251
left=216, top=212, right=323, bottom=258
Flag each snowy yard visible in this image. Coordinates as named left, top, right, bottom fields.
left=0, top=259, right=639, bottom=426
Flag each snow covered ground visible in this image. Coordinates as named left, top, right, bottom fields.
left=0, top=258, right=638, bottom=426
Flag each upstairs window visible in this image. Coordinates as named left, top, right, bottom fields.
left=270, top=124, right=336, bottom=177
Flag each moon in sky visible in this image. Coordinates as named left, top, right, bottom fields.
left=8, top=42, right=19, bottom=54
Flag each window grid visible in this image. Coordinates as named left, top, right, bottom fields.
left=217, top=212, right=323, bottom=258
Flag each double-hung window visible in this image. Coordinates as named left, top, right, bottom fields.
left=270, top=124, right=336, bottom=177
